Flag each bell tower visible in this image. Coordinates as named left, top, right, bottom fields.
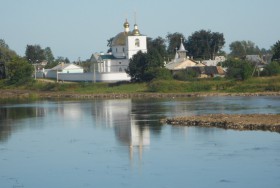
left=177, top=38, right=187, bottom=59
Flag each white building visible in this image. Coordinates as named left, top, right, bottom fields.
left=35, top=20, right=148, bottom=83
left=90, top=20, right=147, bottom=82
left=201, top=56, right=226, bottom=66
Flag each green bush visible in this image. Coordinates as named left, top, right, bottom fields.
left=224, top=59, right=254, bottom=80
left=6, top=57, right=33, bottom=85
left=173, top=69, right=198, bottom=81
left=261, top=61, right=280, bottom=76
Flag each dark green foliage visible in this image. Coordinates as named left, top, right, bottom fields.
left=107, top=37, right=114, bottom=53
left=0, top=63, right=5, bottom=79
left=25, top=45, right=45, bottom=64
left=173, top=69, right=198, bottom=81
left=56, top=56, right=70, bottom=63
left=126, top=51, right=148, bottom=82
left=229, top=40, right=261, bottom=58
left=126, top=49, right=165, bottom=82
left=186, top=30, right=225, bottom=60
left=152, top=68, right=173, bottom=80
left=261, top=61, right=280, bottom=76
left=166, top=32, right=185, bottom=58
left=147, top=37, right=168, bottom=60
left=65, top=58, right=70, bottom=64
left=44, top=61, right=59, bottom=69
left=223, top=59, right=254, bottom=80
left=44, top=47, right=55, bottom=63
left=272, top=40, right=280, bottom=62
left=6, top=57, right=34, bottom=85
left=0, top=39, right=9, bottom=49
left=0, top=39, right=18, bottom=79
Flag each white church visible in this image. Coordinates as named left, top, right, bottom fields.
left=90, top=20, right=147, bottom=82
left=36, top=20, right=148, bottom=82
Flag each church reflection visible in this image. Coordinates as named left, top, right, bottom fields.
left=90, top=99, right=152, bottom=164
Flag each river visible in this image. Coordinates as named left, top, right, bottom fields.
left=0, top=96, right=280, bottom=188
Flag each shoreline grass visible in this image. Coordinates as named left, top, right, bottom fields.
left=0, top=76, right=279, bottom=101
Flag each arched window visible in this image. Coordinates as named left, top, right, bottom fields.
left=119, top=67, right=122, bottom=72
left=135, top=39, right=140, bottom=47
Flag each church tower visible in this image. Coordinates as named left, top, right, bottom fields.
left=177, top=38, right=187, bottom=60
left=126, top=22, right=147, bottom=59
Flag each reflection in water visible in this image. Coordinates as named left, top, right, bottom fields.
left=0, top=104, right=46, bottom=142
left=0, top=97, right=280, bottom=188
left=89, top=99, right=151, bottom=164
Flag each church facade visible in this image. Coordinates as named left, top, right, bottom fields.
left=90, top=20, right=147, bottom=82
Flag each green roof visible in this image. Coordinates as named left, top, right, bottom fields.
left=100, top=55, right=116, bottom=60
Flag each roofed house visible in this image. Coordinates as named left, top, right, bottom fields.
left=51, top=63, right=84, bottom=73
left=165, top=38, right=205, bottom=74
left=165, top=59, right=204, bottom=71
left=44, top=63, right=84, bottom=79
left=201, top=56, right=226, bottom=66
left=185, top=66, right=225, bottom=78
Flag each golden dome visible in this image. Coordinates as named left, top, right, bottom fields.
left=123, top=20, right=130, bottom=28
left=112, top=32, right=130, bottom=46
left=132, top=24, right=140, bottom=36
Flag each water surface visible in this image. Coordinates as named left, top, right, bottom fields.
left=0, top=96, right=280, bottom=188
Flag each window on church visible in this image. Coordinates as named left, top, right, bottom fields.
left=123, top=47, right=125, bottom=52
left=119, top=67, right=122, bottom=72
left=119, top=62, right=122, bottom=64
left=116, top=48, right=118, bottom=52
left=135, top=39, right=140, bottom=47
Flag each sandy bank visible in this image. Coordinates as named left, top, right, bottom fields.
left=164, top=114, right=280, bottom=133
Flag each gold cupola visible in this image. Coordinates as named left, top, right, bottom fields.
left=123, top=19, right=130, bottom=33
left=132, top=24, right=140, bottom=36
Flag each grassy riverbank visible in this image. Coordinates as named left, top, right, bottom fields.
left=0, top=76, right=280, bottom=100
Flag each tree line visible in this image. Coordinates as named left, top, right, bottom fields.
left=0, top=40, right=79, bottom=84
left=124, top=31, right=280, bottom=82
left=1, top=28, right=280, bottom=85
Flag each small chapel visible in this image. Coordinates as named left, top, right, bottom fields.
left=90, top=20, right=147, bottom=82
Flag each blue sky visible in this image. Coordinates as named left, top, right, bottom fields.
left=1, top=0, right=279, bottom=61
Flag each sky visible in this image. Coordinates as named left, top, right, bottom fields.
left=1, top=0, right=279, bottom=61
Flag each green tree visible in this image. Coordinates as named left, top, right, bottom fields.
left=147, top=37, right=168, bottom=60
left=44, top=61, right=59, bottom=69
left=65, top=57, right=70, bottom=64
left=126, top=49, right=165, bottom=82
left=6, top=57, right=34, bottom=84
left=229, top=40, right=261, bottom=58
left=0, top=39, right=9, bottom=49
left=126, top=51, right=148, bottom=82
left=223, top=59, right=254, bottom=80
left=271, top=40, right=280, bottom=62
left=25, top=45, right=45, bottom=64
left=79, top=60, right=91, bottom=72
left=186, top=30, right=225, bottom=60
left=0, top=39, right=18, bottom=79
left=261, top=61, right=280, bottom=76
left=166, top=32, right=185, bottom=58
left=44, top=47, right=54, bottom=63
left=107, top=37, right=114, bottom=53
